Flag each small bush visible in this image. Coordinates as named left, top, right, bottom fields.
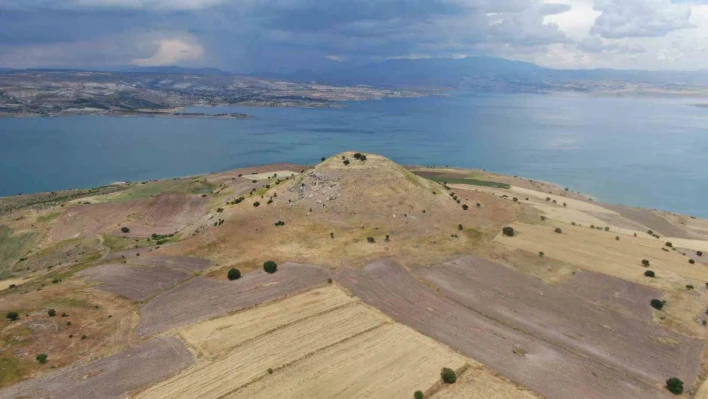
left=121, top=227, right=130, bottom=233
left=253, top=201, right=260, bottom=207
left=6, top=312, right=19, bottom=321
left=321, top=157, right=326, bottom=161
left=385, top=235, right=390, bottom=242
left=227, top=268, right=241, bottom=281
left=604, top=226, right=610, bottom=231
left=327, top=278, right=333, bottom=284
left=268, top=368, right=273, bottom=374
left=274, top=220, right=285, bottom=227
left=539, top=251, right=544, bottom=257
left=360, top=154, right=367, bottom=161
left=644, top=270, right=655, bottom=278
left=414, top=391, right=424, bottom=399
left=343, top=159, right=350, bottom=165
left=81, top=335, right=87, bottom=340
left=441, top=367, right=457, bottom=384
left=36, top=354, right=48, bottom=364
left=353, top=152, right=362, bottom=159
left=642, top=259, right=650, bottom=267
left=540, top=216, right=546, bottom=221
left=476, top=203, right=480, bottom=207
left=615, top=236, right=620, bottom=241
left=462, top=204, right=469, bottom=210
left=263, top=261, right=278, bottom=274
left=666, top=377, right=683, bottom=395
left=458, top=224, right=463, bottom=231
left=647, top=229, right=654, bottom=235
left=512, top=197, right=518, bottom=202
left=554, top=228, right=562, bottom=234
left=502, top=226, right=515, bottom=237
left=665, top=242, right=673, bottom=248
left=367, top=236, right=375, bottom=243
left=698, top=251, right=703, bottom=256
left=48, top=309, right=56, bottom=317
left=689, top=259, right=696, bottom=264
left=650, top=299, right=664, bottom=310
left=686, top=285, right=694, bottom=290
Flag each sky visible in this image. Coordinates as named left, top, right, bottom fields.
left=1, top=0, right=707, bottom=72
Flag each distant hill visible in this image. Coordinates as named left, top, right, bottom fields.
left=115, top=66, right=232, bottom=75
left=281, top=56, right=708, bottom=89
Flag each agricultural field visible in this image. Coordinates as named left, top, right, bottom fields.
left=0, top=337, right=194, bottom=398
left=79, top=263, right=192, bottom=301
left=2, top=154, right=707, bottom=398
left=138, top=286, right=469, bottom=399
left=136, top=262, right=330, bottom=336
left=337, top=259, right=673, bottom=399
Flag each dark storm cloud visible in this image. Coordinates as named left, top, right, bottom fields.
left=0, top=0, right=571, bottom=71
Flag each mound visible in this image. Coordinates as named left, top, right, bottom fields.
left=164, top=152, right=518, bottom=268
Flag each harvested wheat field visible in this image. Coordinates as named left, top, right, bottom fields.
left=136, top=262, right=330, bottom=336
left=337, top=259, right=672, bottom=399
left=0, top=337, right=194, bottom=399
left=416, top=256, right=702, bottom=387
left=227, top=324, right=465, bottom=399
left=79, top=263, right=192, bottom=301
left=495, top=221, right=708, bottom=285
left=137, top=302, right=390, bottom=398
left=430, top=363, right=542, bottom=399
left=180, top=285, right=356, bottom=356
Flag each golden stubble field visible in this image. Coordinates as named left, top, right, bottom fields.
left=135, top=285, right=511, bottom=399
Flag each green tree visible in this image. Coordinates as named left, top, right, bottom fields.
left=644, top=270, right=655, bottom=278
left=650, top=299, right=664, bottom=310
left=554, top=228, right=562, bottom=234
left=642, top=259, right=650, bottom=267
left=666, top=377, right=683, bottom=395
left=36, top=354, right=48, bottom=364
left=121, top=226, right=130, bottom=233
left=227, top=268, right=241, bottom=281
left=6, top=312, right=19, bottom=321
left=502, top=227, right=515, bottom=237
left=414, top=391, right=424, bottom=399
left=48, top=309, right=56, bottom=317
left=263, top=261, right=278, bottom=274
left=441, top=368, right=457, bottom=384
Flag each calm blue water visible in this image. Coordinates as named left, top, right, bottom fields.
left=1, top=93, right=707, bottom=217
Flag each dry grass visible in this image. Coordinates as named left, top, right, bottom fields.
left=430, top=363, right=542, bottom=399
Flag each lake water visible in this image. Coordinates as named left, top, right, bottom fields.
left=1, top=93, right=707, bottom=217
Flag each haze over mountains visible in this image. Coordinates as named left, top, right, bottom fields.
left=5, top=56, right=708, bottom=92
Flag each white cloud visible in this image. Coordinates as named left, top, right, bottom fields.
left=591, top=0, right=693, bottom=38
left=132, top=37, right=204, bottom=66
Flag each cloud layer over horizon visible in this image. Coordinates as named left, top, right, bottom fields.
left=1, top=0, right=707, bottom=71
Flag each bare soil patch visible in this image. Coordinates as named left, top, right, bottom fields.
left=0, top=337, right=194, bottom=399
left=129, top=255, right=212, bottom=272
left=337, top=259, right=673, bottom=399
left=136, top=262, right=330, bottom=336
left=416, top=256, right=702, bottom=387
left=49, top=194, right=207, bottom=242
left=79, top=264, right=191, bottom=301
left=602, top=203, right=693, bottom=239
left=560, top=269, right=662, bottom=320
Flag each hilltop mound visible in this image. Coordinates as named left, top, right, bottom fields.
left=280, top=152, right=449, bottom=218
left=166, top=152, right=519, bottom=269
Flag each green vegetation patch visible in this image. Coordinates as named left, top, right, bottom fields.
left=0, top=356, right=27, bottom=387
left=423, top=176, right=510, bottom=189
left=36, top=212, right=62, bottom=224
left=0, top=226, right=37, bottom=276
left=108, top=179, right=215, bottom=202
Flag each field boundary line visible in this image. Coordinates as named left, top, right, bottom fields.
left=215, top=321, right=389, bottom=399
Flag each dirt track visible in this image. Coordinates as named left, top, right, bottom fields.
left=416, top=256, right=702, bottom=387
left=337, top=260, right=676, bottom=399
left=79, top=264, right=192, bottom=301
left=0, top=337, right=194, bottom=399
left=136, top=262, right=330, bottom=336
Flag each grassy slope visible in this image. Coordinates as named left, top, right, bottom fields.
left=423, top=176, right=511, bottom=189
left=0, top=226, right=36, bottom=278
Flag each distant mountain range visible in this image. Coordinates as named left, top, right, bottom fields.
left=4, top=57, right=708, bottom=90
left=281, top=56, right=708, bottom=89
